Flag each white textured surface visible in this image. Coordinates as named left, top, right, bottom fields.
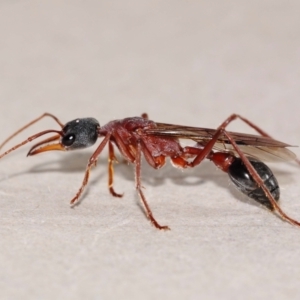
left=0, top=1, right=300, bottom=299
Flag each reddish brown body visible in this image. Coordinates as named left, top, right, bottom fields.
left=99, top=117, right=184, bottom=169
left=0, top=113, right=299, bottom=230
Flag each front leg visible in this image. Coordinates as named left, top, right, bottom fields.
left=70, top=134, right=111, bottom=205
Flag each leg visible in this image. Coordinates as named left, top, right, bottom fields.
left=223, top=130, right=300, bottom=226
left=108, top=141, right=123, bottom=197
left=135, top=141, right=170, bottom=230
left=218, top=114, right=300, bottom=165
left=190, top=113, right=290, bottom=167
left=221, top=114, right=271, bottom=137
left=70, top=134, right=111, bottom=205
left=187, top=116, right=300, bottom=227
left=0, top=113, right=64, bottom=150
left=104, top=130, right=168, bottom=229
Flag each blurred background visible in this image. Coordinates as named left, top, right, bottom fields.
left=0, top=1, right=300, bottom=299
left=1, top=1, right=299, bottom=134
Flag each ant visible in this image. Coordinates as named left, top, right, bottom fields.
left=0, top=112, right=299, bottom=230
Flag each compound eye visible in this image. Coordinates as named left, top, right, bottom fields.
left=62, top=133, right=76, bottom=146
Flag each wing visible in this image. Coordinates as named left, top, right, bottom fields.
left=144, top=122, right=297, bottom=162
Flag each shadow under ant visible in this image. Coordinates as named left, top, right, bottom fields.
left=0, top=150, right=296, bottom=211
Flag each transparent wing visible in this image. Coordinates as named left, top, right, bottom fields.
left=145, top=122, right=297, bottom=162
left=212, top=143, right=296, bottom=162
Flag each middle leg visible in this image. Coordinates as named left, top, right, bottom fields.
left=108, top=141, right=123, bottom=197
left=135, top=141, right=170, bottom=230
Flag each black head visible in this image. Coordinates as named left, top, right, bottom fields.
left=61, top=118, right=100, bottom=150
